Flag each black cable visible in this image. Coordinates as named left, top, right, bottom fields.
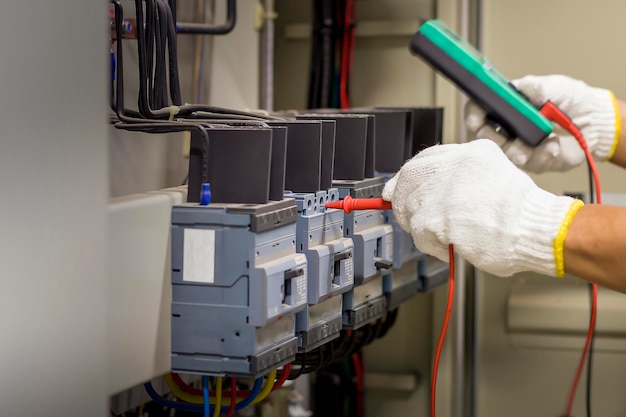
left=307, top=0, right=322, bottom=109
left=163, top=0, right=182, bottom=105
left=112, top=0, right=210, bottom=184
left=145, top=0, right=158, bottom=109
left=585, top=158, right=596, bottom=417
left=135, top=0, right=155, bottom=117
left=319, top=0, right=335, bottom=108
left=156, top=0, right=170, bottom=108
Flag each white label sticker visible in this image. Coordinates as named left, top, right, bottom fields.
left=183, top=229, right=215, bottom=283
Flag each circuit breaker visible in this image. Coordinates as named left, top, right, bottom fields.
left=271, top=119, right=356, bottom=352
left=170, top=125, right=307, bottom=377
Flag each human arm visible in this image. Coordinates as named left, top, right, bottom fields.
left=564, top=204, right=626, bottom=293
left=465, top=75, right=626, bottom=172
left=382, top=139, right=626, bottom=293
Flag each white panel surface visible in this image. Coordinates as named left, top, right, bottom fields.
left=107, top=188, right=187, bottom=395
left=0, top=2, right=109, bottom=416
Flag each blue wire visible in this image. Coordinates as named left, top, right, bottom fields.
left=144, top=381, right=203, bottom=413
left=202, top=376, right=210, bottom=417
left=143, top=377, right=265, bottom=414
left=229, top=376, right=263, bottom=411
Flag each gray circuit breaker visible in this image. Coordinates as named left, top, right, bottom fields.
left=379, top=172, right=424, bottom=310
left=285, top=188, right=355, bottom=352
left=333, top=177, right=393, bottom=330
left=170, top=199, right=307, bottom=377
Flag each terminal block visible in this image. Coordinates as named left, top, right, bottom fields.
left=333, top=178, right=393, bottom=329
left=285, top=189, right=355, bottom=351
left=170, top=199, right=307, bottom=377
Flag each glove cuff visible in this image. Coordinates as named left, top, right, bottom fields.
left=587, top=88, right=620, bottom=160
left=514, top=190, right=583, bottom=277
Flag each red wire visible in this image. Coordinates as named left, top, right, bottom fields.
left=172, top=373, right=203, bottom=396
left=271, top=363, right=292, bottom=392
left=224, top=377, right=237, bottom=417
left=339, top=0, right=353, bottom=109
left=352, top=353, right=364, bottom=417
left=431, top=244, right=455, bottom=417
left=539, top=102, right=600, bottom=417
left=171, top=363, right=291, bottom=399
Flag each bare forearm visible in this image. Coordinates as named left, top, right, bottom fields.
left=563, top=204, right=626, bottom=293
left=611, top=100, right=626, bottom=168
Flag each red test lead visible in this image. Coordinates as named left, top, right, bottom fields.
left=325, top=195, right=392, bottom=214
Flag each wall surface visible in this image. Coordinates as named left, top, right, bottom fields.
left=0, top=1, right=109, bottom=416
left=476, top=2, right=626, bottom=416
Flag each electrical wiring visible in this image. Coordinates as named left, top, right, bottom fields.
left=431, top=244, right=455, bottom=417
left=538, top=102, right=600, bottom=417
left=307, top=0, right=322, bottom=108
left=144, top=381, right=205, bottom=414
left=166, top=370, right=276, bottom=406
left=586, top=281, right=595, bottom=417
left=272, top=363, right=292, bottom=391
left=172, top=373, right=203, bottom=396
left=202, top=376, right=210, bottom=417
left=172, top=362, right=291, bottom=401
left=212, top=377, right=222, bottom=417
left=132, top=0, right=275, bottom=120
left=193, top=0, right=207, bottom=103
left=585, top=159, right=596, bottom=417
left=145, top=377, right=263, bottom=414
left=352, top=353, right=363, bottom=417
left=251, top=369, right=277, bottom=404
left=165, top=373, right=207, bottom=404
left=339, top=0, right=353, bottom=109
left=225, top=378, right=237, bottom=417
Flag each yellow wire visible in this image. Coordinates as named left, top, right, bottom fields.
left=251, top=369, right=276, bottom=405
left=164, top=373, right=204, bottom=404
left=164, top=371, right=277, bottom=406
left=212, top=377, right=223, bottom=417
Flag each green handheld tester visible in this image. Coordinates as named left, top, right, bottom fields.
left=410, top=19, right=553, bottom=147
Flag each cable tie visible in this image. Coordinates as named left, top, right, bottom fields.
left=169, top=106, right=180, bottom=121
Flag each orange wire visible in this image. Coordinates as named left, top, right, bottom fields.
left=540, top=102, right=600, bottom=417
left=431, top=244, right=455, bottom=417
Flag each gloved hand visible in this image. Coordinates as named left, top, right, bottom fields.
left=465, top=75, right=620, bottom=173
left=382, top=139, right=583, bottom=277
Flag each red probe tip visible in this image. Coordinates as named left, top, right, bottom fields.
left=324, top=195, right=392, bottom=214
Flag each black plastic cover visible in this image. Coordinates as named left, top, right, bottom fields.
left=268, top=120, right=322, bottom=193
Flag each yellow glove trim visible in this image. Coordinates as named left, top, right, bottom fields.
left=554, top=199, right=584, bottom=277
left=607, top=91, right=621, bottom=161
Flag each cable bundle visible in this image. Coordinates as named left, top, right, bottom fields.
left=307, top=0, right=355, bottom=109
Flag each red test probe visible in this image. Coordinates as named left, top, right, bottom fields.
left=325, top=195, right=392, bottom=213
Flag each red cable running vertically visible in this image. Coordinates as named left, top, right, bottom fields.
left=340, top=0, right=354, bottom=109
left=540, top=102, right=601, bottom=417
left=431, top=244, right=455, bottom=417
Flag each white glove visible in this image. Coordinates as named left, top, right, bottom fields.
left=382, top=139, right=584, bottom=277
left=465, top=75, right=620, bottom=173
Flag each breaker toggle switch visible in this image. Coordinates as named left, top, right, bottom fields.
left=375, top=258, right=393, bottom=270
